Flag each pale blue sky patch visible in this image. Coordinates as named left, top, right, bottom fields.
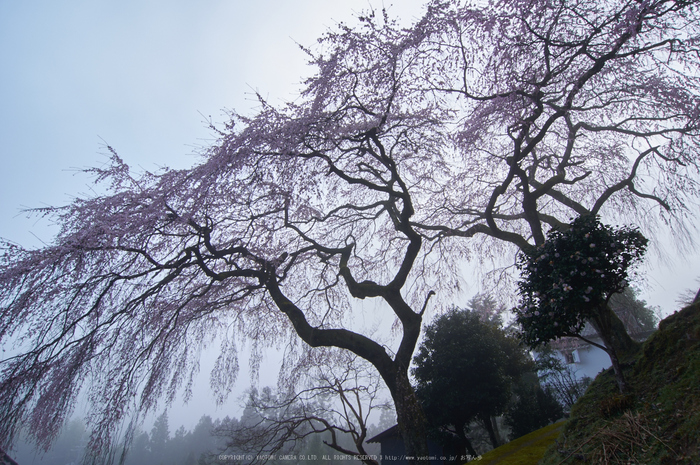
left=0, top=1, right=426, bottom=245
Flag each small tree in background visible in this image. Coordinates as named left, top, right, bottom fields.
left=413, top=308, right=534, bottom=454
left=214, top=355, right=389, bottom=465
left=534, top=347, right=591, bottom=412
left=466, top=294, right=507, bottom=327
left=149, top=412, right=170, bottom=465
left=609, top=286, right=659, bottom=333
left=504, top=382, right=563, bottom=440
left=515, top=215, right=648, bottom=392
left=677, top=279, right=700, bottom=307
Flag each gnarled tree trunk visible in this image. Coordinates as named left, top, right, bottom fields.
left=480, top=412, right=501, bottom=450
left=392, top=372, right=430, bottom=465
left=588, top=303, right=641, bottom=392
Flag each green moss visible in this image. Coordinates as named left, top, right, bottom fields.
left=539, top=302, right=700, bottom=464
left=474, top=420, right=565, bottom=464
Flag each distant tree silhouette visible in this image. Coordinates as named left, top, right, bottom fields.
left=214, top=355, right=389, bottom=465
left=505, top=382, right=563, bottom=440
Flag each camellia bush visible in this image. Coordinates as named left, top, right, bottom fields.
left=515, top=215, right=648, bottom=391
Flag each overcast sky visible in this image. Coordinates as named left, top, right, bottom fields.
left=1, top=0, right=698, bottom=434
left=0, top=0, right=424, bottom=245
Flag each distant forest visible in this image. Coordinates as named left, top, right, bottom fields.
left=8, top=408, right=389, bottom=465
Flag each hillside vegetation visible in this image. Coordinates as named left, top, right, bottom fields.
left=539, top=301, right=700, bottom=464
left=476, top=420, right=565, bottom=465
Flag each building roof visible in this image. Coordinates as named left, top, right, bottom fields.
left=367, top=424, right=400, bottom=443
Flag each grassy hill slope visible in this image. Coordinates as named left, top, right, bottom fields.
left=474, top=420, right=565, bottom=464
left=539, top=301, right=700, bottom=464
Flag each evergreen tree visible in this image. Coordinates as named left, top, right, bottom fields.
left=413, top=308, right=534, bottom=453
left=149, top=412, right=170, bottom=465
left=505, top=383, right=563, bottom=439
